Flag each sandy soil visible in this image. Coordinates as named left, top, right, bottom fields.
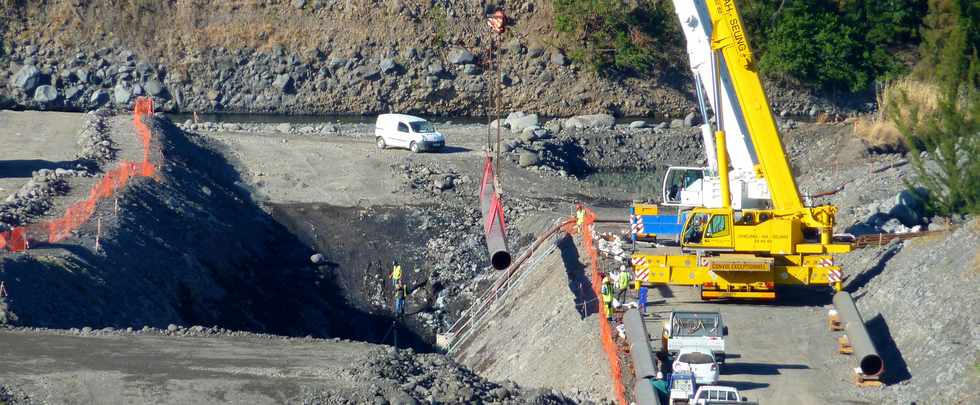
left=455, top=234, right=614, bottom=402
left=0, top=111, right=84, bottom=197
left=200, top=124, right=623, bottom=207
left=0, top=329, right=371, bottom=404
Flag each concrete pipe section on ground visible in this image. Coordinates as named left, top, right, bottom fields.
left=833, top=291, right=885, bottom=377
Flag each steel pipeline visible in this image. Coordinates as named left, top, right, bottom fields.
left=833, top=291, right=884, bottom=376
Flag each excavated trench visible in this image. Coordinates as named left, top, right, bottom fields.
left=269, top=203, right=457, bottom=352
left=0, top=117, right=441, bottom=351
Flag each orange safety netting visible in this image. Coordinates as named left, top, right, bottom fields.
left=577, top=205, right=628, bottom=404
left=0, top=97, right=157, bottom=252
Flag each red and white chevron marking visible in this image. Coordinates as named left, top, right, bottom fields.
left=632, top=256, right=649, bottom=280
left=629, top=215, right=643, bottom=235
left=828, top=269, right=843, bottom=283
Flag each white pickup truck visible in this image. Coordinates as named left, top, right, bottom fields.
left=662, top=311, right=727, bottom=363
left=691, top=385, right=752, bottom=404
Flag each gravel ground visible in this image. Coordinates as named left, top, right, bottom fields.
left=454, top=234, right=614, bottom=403
left=0, top=326, right=574, bottom=405
left=836, top=220, right=980, bottom=404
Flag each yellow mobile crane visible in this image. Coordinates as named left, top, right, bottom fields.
left=631, top=0, right=851, bottom=299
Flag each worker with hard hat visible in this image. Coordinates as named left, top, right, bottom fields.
left=616, top=265, right=631, bottom=303
left=600, top=272, right=614, bottom=321
left=391, top=260, right=402, bottom=287
left=575, top=204, right=585, bottom=234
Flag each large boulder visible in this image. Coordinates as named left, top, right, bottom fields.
left=889, top=189, right=929, bottom=226
left=518, top=151, right=541, bottom=167
left=63, top=85, right=83, bottom=100
left=448, top=48, right=475, bottom=65
left=89, top=89, right=109, bottom=105
left=144, top=79, right=165, bottom=96
left=350, top=65, right=380, bottom=82
left=113, top=83, right=133, bottom=105
left=33, top=85, right=58, bottom=103
left=565, top=114, right=615, bottom=130
left=427, top=62, right=445, bottom=76
left=328, top=57, right=348, bottom=70
left=379, top=58, right=399, bottom=74
left=506, top=112, right=540, bottom=133
left=684, top=111, right=700, bottom=127
left=11, top=65, right=41, bottom=92
left=550, top=50, right=568, bottom=66
left=273, top=74, right=293, bottom=92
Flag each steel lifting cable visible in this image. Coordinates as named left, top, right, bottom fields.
left=486, top=9, right=506, bottom=189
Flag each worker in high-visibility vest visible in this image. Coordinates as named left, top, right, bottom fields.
left=575, top=205, right=585, bottom=234
left=394, top=280, right=407, bottom=318
left=601, top=273, right=614, bottom=320
left=391, top=260, right=402, bottom=287
left=616, top=265, right=631, bottom=303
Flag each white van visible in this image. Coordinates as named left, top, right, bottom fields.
left=375, top=114, right=445, bottom=153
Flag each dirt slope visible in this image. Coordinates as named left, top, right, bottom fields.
left=838, top=220, right=980, bottom=404
left=454, top=234, right=613, bottom=402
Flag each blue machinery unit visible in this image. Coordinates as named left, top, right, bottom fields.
left=629, top=203, right=687, bottom=242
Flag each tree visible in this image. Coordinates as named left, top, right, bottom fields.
left=893, top=4, right=980, bottom=216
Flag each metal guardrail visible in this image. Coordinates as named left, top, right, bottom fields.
left=446, top=217, right=573, bottom=355
left=851, top=228, right=951, bottom=248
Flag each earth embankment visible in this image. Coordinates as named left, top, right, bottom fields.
left=0, top=1, right=861, bottom=117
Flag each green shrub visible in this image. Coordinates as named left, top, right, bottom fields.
left=552, top=0, right=674, bottom=76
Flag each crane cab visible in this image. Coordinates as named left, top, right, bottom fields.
left=663, top=167, right=711, bottom=207
left=663, top=167, right=770, bottom=210
left=680, top=207, right=804, bottom=254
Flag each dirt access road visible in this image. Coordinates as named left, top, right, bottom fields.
left=0, top=329, right=373, bottom=404
left=642, top=285, right=851, bottom=404
left=199, top=124, right=624, bottom=207
left=0, top=111, right=83, bottom=198
left=588, top=217, right=865, bottom=404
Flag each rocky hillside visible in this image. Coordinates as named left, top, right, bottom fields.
left=0, top=0, right=859, bottom=117
left=838, top=220, right=979, bottom=404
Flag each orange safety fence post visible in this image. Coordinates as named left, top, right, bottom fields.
left=581, top=207, right=629, bottom=405
left=1, top=98, right=158, bottom=252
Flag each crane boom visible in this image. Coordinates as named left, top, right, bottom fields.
left=704, top=0, right=803, bottom=210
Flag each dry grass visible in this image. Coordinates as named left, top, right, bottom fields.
left=853, top=78, right=941, bottom=152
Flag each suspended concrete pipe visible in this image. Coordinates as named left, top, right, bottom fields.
left=624, top=309, right=659, bottom=379
left=833, top=291, right=885, bottom=377
left=479, top=182, right=511, bottom=270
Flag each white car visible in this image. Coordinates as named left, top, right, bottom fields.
left=672, top=348, right=720, bottom=385
left=691, top=385, right=744, bottom=404
left=375, top=113, right=445, bottom=153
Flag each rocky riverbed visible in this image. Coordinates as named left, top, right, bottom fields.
left=1, top=1, right=870, bottom=118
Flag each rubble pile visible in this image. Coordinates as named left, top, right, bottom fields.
left=356, top=348, right=578, bottom=405
left=0, top=169, right=76, bottom=229
left=74, top=107, right=115, bottom=165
